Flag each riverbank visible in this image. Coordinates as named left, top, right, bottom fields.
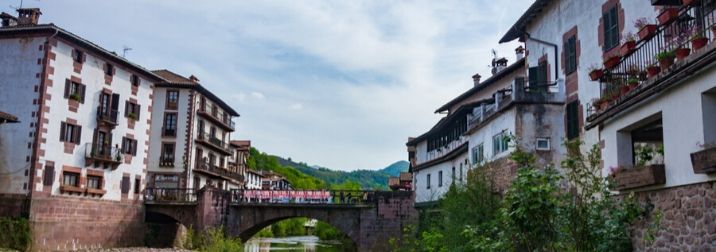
left=77, top=248, right=194, bottom=252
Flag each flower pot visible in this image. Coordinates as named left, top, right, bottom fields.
left=628, top=82, right=639, bottom=91
left=611, top=164, right=666, bottom=191
left=647, top=66, right=660, bottom=77
left=603, top=56, right=621, bottom=69
left=620, top=85, right=630, bottom=96
left=683, top=0, right=700, bottom=6
left=638, top=24, right=658, bottom=41
left=658, top=56, right=674, bottom=70
left=620, top=41, right=637, bottom=56
left=658, top=8, right=680, bottom=25
left=691, top=147, right=716, bottom=174
left=675, top=47, right=691, bottom=60
left=589, top=69, right=604, bottom=81
left=692, top=37, right=708, bottom=50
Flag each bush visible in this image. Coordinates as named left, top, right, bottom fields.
left=0, top=217, right=31, bottom=251
left=183, top=226, right=242, bottom=252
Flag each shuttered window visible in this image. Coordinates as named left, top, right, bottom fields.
left=43, top=163, right=54, bottom=186
left=64, top=79, right=86, bottom=103
left=121, top=176, right=130, bottom=194
left=60, top=122, right=81, bottom=144
left=121, top=137, right=137, bottom=156
left=528, top=64, right=548, bottom=90
left=566, top=101, right=580, bottom=139
left=565, top=35, right=577, bottom=74
left=603, top=6, right=619, bottom=51
left=125, top=101, right=141, bottom=120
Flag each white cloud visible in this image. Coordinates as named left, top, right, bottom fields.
left=19, top=0, right=532, bottom=170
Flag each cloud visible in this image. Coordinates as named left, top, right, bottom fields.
left=19, top=0, right=532, bottom=170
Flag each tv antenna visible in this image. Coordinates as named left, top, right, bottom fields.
left=122, top=46, right=132, bottom=57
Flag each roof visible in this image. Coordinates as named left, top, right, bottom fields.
left=499, top=0, right=552, bottom=43
left=0, top=12, right=17, bottom=20
left=0, top=24, right=164, bottom=82
left=407, top=100, right=489, bottom=146
left=434, top=58, right=525, bottom=113
left=152, top=69, right=240, bottom=117
left=0, top=111, right=19, bottom=123
left=230, top=140, right=251, bottom=150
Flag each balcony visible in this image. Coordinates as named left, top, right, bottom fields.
left=96, top=107, right=118, bottom=127
left=195, top=132, right=232, bottom=155
left=468, top=79, right=564, bottom=129
left=587, top=4, right=716, bottom=127
left=162, top=127, right=176, bottom=137
left=159, top=156, right=175, bottom=167
left=84, top=143, right=122, bottom=168
left=194, top=161, right=244, bottom=182
left=197, top=107, right=235, bottom=131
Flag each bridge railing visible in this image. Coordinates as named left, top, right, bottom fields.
left=144, top=188, right=197, bottom=204
left=229, top=189, right=378, bottom=205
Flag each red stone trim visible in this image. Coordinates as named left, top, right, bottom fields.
left=31, top=37, right=57, bottom=195
left=598, top=0, right=625, bottom=58
left=561, top=26, right=580, bottom=97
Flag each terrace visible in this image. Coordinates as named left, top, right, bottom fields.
left=586, top=2, right=716, bottom=128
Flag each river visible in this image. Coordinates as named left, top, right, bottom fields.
left=244, top=236, right=348, bottom=252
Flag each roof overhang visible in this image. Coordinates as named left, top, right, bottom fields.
left=156, top=83, right=240, bottom=116
left=499, top=0, right=552, bottom=43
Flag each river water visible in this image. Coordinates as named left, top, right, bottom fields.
left=244, top=236, right=347, bottom=252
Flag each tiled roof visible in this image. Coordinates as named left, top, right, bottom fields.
left=499, top=0, right=552, bottom=43
left=152, top=69, right=240, bottom=117
left=152, top=69, right=196, bottom=84
left=0, top=111, right=19, bottom=123
left=230, top=140, right=251, bottom=149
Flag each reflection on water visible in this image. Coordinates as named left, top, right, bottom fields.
left=244, top=236, right=345, bottom=252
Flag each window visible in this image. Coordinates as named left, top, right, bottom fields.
left=166, top=90, right=179, bottom=110
left=603, top=6, right=619, bottom=51
left=87, top=175, right=102, bottom=189
left=121, top=175, right=130, bottom=194
left=472, top=143, right=484, bottom=165
left=130, top=75, right=140, bottom=86
left=630, top=119, right=664, bottom=167
left=72, top=49, right=84, bottom=63
left=451, top=167, right=455, bottom=180
left=125, top=101, right=141, bottom=120
left=160, top=143, right=175, bottom=165
left=426, top=173, right=431, bottom=189
left=565, top=35, right=577, bottom=74
left=163, top=113, right=177, bottom=136
left=566, top=101, right=580, bottom=139
left=104, top=63, right=114, bottom=76
left=438, top=170, right=443, bottom=187
left=134, top=178, right=141, bottom=194
left=493, top=131, right=509, bottom=156
left=62, top=172, right=79, bottom=187
left=121, top=137, right=137, bottom=156
left=60, top=122, right=81, bottom=144
left=536, top=138, right=551, bottom=151
left=528, top=64, right=548, bottom=89
left=64, top=80, right=85, bottom=103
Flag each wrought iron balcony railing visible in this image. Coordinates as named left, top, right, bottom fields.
left=195, top=161, right=244, bottom=182
left=84, top=143, right=122, bottom=166
left=144, top=188, right=197, bottom=204
left=96, top=106, right=118, bottom=126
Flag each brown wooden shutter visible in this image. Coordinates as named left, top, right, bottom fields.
left=60, top=122, right=66, bottom=142
left=74, top=125, right=81, bottom=144
left=43, top=164, right=54, bottom=186
left=64, top=79, right=70, bottom=98
left=111, top=65, right=116, bottom=75
left=121, top=176, right=130, bottom=194
left=124, top=101, right=129, bottom=117
left=121, top=138, right=127, bottom=154
left=79, top=84, right=86, bottom=103
left=136, top=105, right=141, bottom=119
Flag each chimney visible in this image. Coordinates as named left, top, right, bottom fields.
left=491, top=57, right=508, bottom=75
left=189, top=75, right=200, bottom=83
left=515, top=46, right=525, bottom=60
left=17, top=8, right=41, bottom=26
left=472, top=73, right=481, bottom=87
left=1, top=12, right=17, bottom=27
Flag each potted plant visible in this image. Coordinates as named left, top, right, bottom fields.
left=657, top=8, right=680, bottom=25
left=646, top=63, right=660, bottom=78
left=588, top=64, right=604, bottom=81
left=620, top=32, right=638, bottom=56
left=655, top=49, right=675, bottom=70
left=69, top=93, right=82, bottom=102
left=603, top=54, right=621, bottom=69
left=627, top=77, right=639, bottom=91
left=635, top=17, right=658, bottom=41
left=674, top=27, right=692, bottom=60
left=675, top=47, right=691, bottom=60
left=691, top=142, right=716, bottom=174
left=691, top=28, right=709, bottom=50
left=127, top=112, right=138, bottom=120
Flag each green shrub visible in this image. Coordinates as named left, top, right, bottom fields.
left=0, top=217, right=31, bottom=251
left=183, top=226, right=242, bottom=252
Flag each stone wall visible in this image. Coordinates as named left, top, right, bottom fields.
left=475, top=157, right=518, bottom=194
left=0, top=194, right=29, bottom=218
left=29, top=196, right=145, bottom=251
left=629, top=181, right=716, bottom=251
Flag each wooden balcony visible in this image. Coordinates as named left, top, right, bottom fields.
left=195, top=133, right=232, bottom=155
left=194, top=162, right=244, bottom=183
left=197, top=108, right=235, bottom=131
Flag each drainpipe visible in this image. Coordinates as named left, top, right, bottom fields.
left=525, top=32, right=559, bottom=83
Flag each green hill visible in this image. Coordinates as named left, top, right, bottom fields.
left=247, top=147, right=408, bottom=190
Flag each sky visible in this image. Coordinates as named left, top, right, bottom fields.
left=4, top=0, right=531, bottom=171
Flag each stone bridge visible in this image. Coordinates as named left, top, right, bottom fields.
left=144, top=188, right=418, bottom=251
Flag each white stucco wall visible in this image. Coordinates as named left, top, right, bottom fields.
left=468, top=109, right=517, bottom=165
left=601, top=67, right=716, bottom=190
left=413, top=152, right=469, bottom=203
left=0, top=37, right=45, bottom=194
left=148, top=87, right=190, bottom=175
left=38, top=38, right=153, bottom=201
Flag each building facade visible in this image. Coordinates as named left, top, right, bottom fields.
left=146, top=70, right=241, bottom=191
left=245, top=169, right=264, bottom=190
left=0, top=9, right=163, bottom=249
left=228, top=140, right=251, bottom=189
left=500, top=0, right=716, bottom=250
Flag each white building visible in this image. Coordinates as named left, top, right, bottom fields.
left=146, top=70, right=240, bottom=191
left=500, top=0, right=716, bottom=249
left=245, top=169, right=264, bottom=190
left=0, top=8, right=162, bottom=249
